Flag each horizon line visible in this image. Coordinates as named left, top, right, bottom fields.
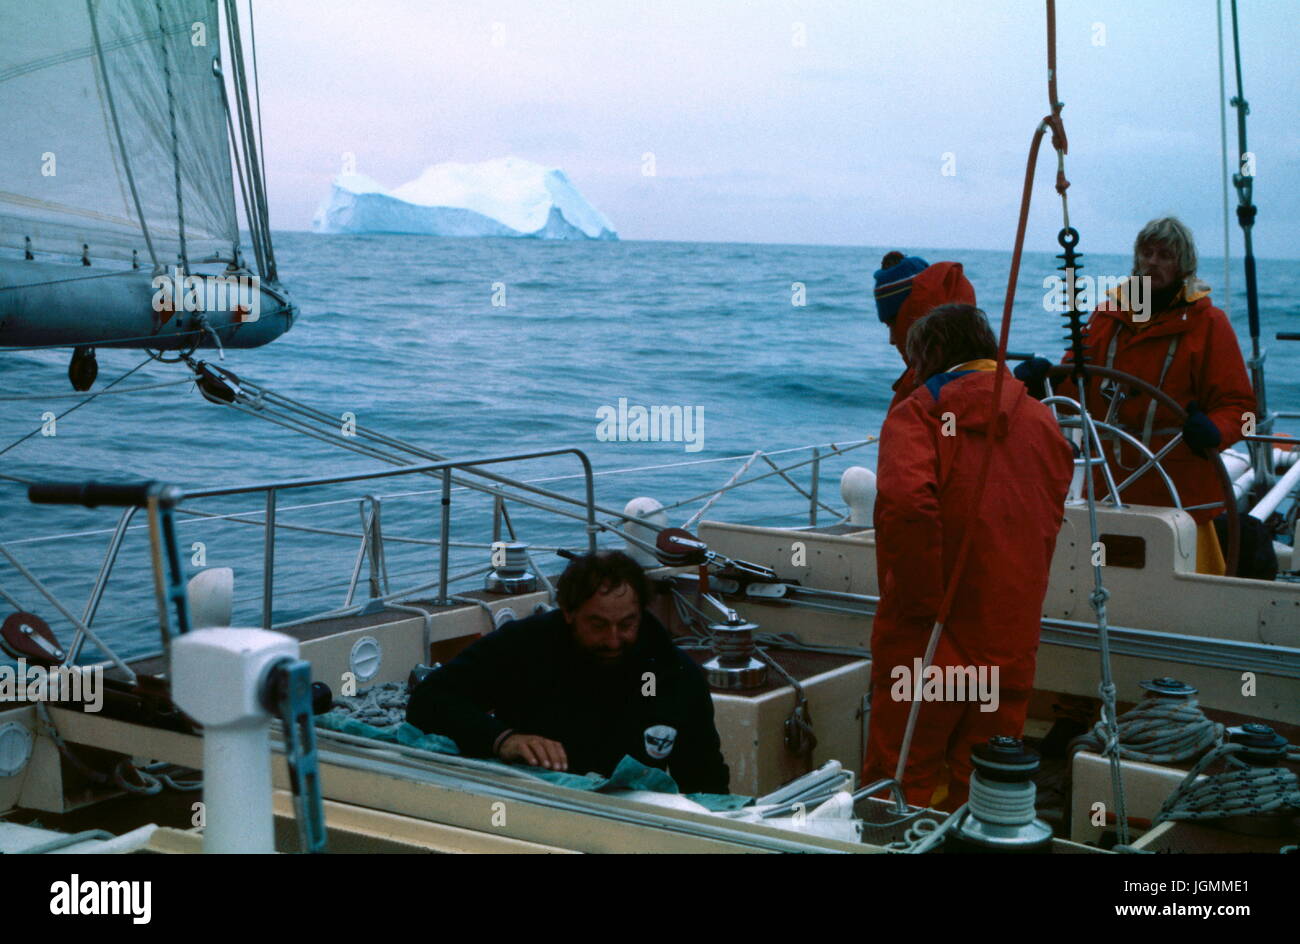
left=265, top=229, right=1300, bottom=263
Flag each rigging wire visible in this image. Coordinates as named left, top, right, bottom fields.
left=1216, top=0, right=1232, bottom=320
left=1227, top=0, right=1271, bottom=495
left=222, top=0, right=276, bottom=281
left=0, top=354, right=160, bottom=470
left=247, top=0, right=271, bottom=247
left=1, top=442, right=860, bottom=548
left=0, top=378, right=193, bottom=402
left=0, top=267, right=143, bottom=292
left=216, top=364, right=837, bottom=539
left=216, top=52, right=266, bottom=279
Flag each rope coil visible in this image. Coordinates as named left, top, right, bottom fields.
left=1072, top=692, right=1225, bottom=765
left=968, top=775, right=1037, bottom=826
left=1154, top=742, right=1300, bottom=825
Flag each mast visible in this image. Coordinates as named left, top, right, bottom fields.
left=221, top=0, right=277, bottom=283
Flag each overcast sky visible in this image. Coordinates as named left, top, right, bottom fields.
left=248, top=0, right=1299, bottom=257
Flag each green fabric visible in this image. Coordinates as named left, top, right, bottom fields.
left=313, top=714, right=751, bottom=811
left=685, top=792, right=753, bottom=811
left=316, top=714, right=461, bottom=755
left=532, top=754, right=678, bottom=793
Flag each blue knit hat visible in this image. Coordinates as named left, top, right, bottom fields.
left=873, top=254, right=929, bottom=324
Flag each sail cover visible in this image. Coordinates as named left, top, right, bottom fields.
left=0, top=0, right=238, bottom=268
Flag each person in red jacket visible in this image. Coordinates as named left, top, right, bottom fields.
left=872, top=252, right=977, bottom=411
left=1021, top=217, right=1256, bottom=575
left=864, top=303, right=1074, bottom=810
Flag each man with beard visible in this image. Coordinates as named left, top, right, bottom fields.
left=407, top=550, right=730, bottom=794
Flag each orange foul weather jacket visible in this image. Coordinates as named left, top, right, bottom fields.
left=865, top=366, right=1074, bottom=807
left=887, top=262, right=977, bottom=412
left=1057, top=287, right=1255, bottom=526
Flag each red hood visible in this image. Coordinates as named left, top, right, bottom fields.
left=921, top=366, right=1027, bottom=438
left=891, top=261, right=977, bottom=350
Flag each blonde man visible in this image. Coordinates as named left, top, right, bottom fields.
left=1052, top=217, right=1255, bottom=574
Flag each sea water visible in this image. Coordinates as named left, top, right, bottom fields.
left=2, top=234, right=1297, bottom=661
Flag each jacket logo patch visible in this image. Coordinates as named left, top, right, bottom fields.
left=643, top=724, right=677, bottom=760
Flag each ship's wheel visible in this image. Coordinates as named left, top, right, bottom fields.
left=1044, top=363, right=1240, bottom=576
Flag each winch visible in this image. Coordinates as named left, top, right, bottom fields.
left=701, top=617, right=768, bottom=690
left=1139, top=676, right=1199, bottom=699
left=484, top=542, right=539, bottom=594
left=945, top=736, right=1054, bottom=854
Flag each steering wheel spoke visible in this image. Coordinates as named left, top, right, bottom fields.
left=1043, top=364, right=1240, bottom=575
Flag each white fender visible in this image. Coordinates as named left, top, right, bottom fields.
left=623, top=497, right=668, bottom=566
left=187, top=567, right=234, bottom=630
left=840, top=467, right=877, bottom=527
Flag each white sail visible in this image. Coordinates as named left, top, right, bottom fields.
left=0, top=0, right=238, bottom=269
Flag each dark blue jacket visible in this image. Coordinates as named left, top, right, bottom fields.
left=406, top=607, right=730, bottom=794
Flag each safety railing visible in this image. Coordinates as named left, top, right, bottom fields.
left=2, top=439, right=872, bottom=670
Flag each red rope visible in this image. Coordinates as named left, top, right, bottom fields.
left=1045, top=0, right=1071, bottom=196
left=929, top=121, right=1049, bottom=628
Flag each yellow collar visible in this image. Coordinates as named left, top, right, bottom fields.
left=944, top=358, right=998, bottom=373
left=1106, top=276, right=1212, bottom=310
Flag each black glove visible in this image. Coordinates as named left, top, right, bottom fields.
left=1183, top=401, right=1221, bottom=458
left=1013, top=356, right=1053, bottom=400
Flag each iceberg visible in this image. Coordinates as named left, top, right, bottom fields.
left=312, top=157, right=617, bottom=240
